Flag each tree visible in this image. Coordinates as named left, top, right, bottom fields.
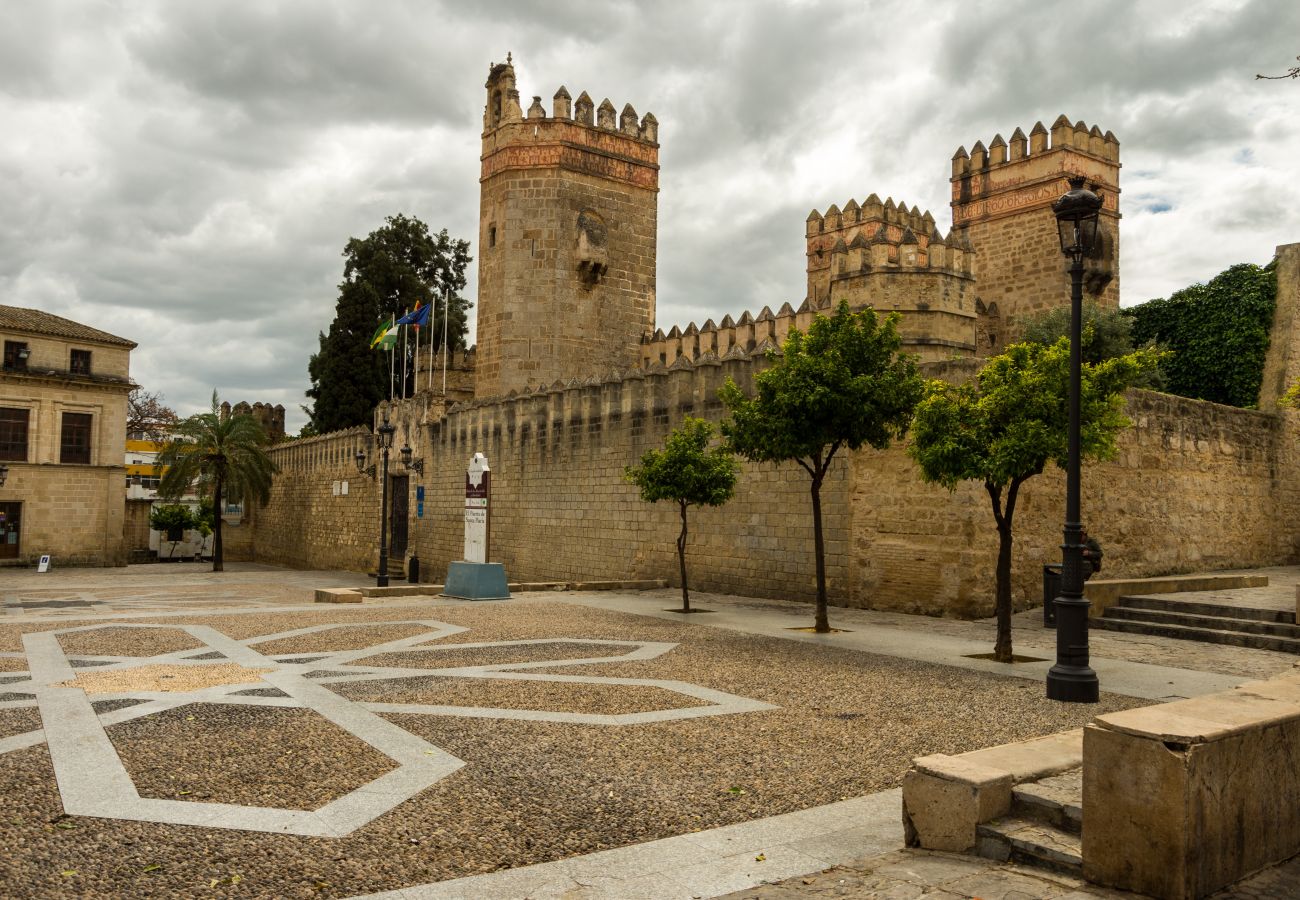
left=1257, top=56, right=1300, bottom=80
left=1125, top=262, right=1276, bottom=408
left=1022, top=303, right=1165, bottom=389
left=624, top=417, right=739, bottom=612
left=719, top=301, right=923, bottom=632
left=158, top=393, right=278, bottom=572
left=306, top=214, right=472, bottom=433
left=909, top=339, right=1162, bottom=662
left=127, top=387, right=179, bottom=440
left=148, top=504, right=196, bottom=558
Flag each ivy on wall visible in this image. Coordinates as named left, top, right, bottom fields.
left=1125, top=262, right=1277, bottom=408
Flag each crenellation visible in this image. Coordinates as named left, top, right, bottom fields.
left=552, top=85, right=572, bottom=119
left=1050, top=113, right=1073, bottom=148
left=619, top=103, right=639, bottom=135
left=1029, top=120, right=1048, bottom=153
left=1009, top=127, right=1028, bottom=160
left=574, top=91, right=594, bottom=125
left=597, top=98, right=617, bottom=130
left=527, top=96, right=546, bottom=119
left=989, top=133, right=1007, bottom=166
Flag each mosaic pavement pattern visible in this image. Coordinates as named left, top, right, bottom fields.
left=0, top=620, right=775, bottom=837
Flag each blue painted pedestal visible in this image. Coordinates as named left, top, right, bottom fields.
left=442, top=561, right=511, bottom=601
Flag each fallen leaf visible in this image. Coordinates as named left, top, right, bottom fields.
left=755, top=853, right=766, bottom=862
left=61, top=870, right=77, bottom=877
left=143, top=864, right=161, bottom=873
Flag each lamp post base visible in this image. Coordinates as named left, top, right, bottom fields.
left=1046, top=664, right=1099, bottom=702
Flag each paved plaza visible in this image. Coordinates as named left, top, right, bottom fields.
left=1, top=564, right=1298, bottom=898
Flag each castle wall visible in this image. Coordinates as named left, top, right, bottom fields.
left=1259, top=242, right=1300, bottom=412
left=475, top=61, right=658, bottom=399
left=952, top=117, right=1121, bottom=352
left=252, top=357, right=1300, bottom=618
left=253, top=428, right=378, bottom=572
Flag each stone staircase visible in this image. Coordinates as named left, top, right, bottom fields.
left=975, top=768, right=1083, bottom=876
left=1095, top=595, right=1300, bottom=653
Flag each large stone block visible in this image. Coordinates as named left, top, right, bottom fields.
left=1084, top=684, right=1300, bottom=899
left=902, top=754, right=1012, bottom=852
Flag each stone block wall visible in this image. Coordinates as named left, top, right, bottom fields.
left=1, top=464, right=126, bottom=567
left=252, top=428, right=379, bottom=573
left=254, top=356, right=1300, bottom=617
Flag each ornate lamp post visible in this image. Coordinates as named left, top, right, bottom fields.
left=355, top=417, right=397, bottom=587
left=1047, top=175, right=1103, bottom=703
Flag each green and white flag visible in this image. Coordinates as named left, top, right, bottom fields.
left=369, top=316, right=399, bottom=350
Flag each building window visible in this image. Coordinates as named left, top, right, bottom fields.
left=0, top=408, right=29, bottom=461
left=489, top=225, right=497, bottom=249
left=3, top=341, right=29, bottom=371
left=70, top=349, right=92, bottom=375
left=60, top=412, right=93, bottom=464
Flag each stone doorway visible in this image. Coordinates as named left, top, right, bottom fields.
left=0, top=502, right=20, bottom=560
left=389, top=475, right=408, bottom=558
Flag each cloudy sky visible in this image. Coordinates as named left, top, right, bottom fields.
left=3, top=0, right=1298, bottom=432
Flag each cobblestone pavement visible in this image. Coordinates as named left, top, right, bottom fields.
left=718, top=847, right=1300, bottom=899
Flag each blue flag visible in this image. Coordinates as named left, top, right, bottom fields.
left=396, top=304, right=430, bottom=327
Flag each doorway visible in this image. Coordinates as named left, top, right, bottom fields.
left=0, top=502, right=20, bottom=560
left=389, top=475, right=409, bottom=558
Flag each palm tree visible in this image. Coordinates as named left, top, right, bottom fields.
left=157, top=393, right=278, bottom=572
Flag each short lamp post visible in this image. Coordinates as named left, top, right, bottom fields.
left=355, top=417, right=397, bottom=588
left=1047, top=175, right=1103, bottom=704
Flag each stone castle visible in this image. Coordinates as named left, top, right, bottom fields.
left=243, top=58, right=1300, bottom=618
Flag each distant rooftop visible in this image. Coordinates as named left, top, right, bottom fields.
left=0, top=305, right=137, bottom=349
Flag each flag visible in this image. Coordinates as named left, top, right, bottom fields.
left=370, top=317, right=398, bottom=350
left=396, top=303, right=430, bottom=329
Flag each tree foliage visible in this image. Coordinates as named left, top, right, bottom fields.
left=306, top=214, right=472, bottom=433
left=127, top=387, right=179, bottom=440
left=1021, top=302, right=1166, bottom=390
left=158, top=393, right=278, bottom=572
left=1124, top=262, right=1276, bottom=408
left=909, top=339, right=1163, bottom=661
left=624, top=417, right=739, bottom=612
left=720, top=301, right=923, bottom=632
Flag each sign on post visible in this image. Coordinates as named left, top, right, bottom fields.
left=464, top=452, right=490, bottom=563
left=37, top=554, right=51, bottom=573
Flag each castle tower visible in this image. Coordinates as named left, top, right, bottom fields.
left=951, top=116, right=1120, bottom=352
left=475, top=56, right=660, bottom=398
left=804, top=196, right=976, bottom=361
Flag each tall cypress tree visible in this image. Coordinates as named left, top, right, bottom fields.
left=306, top=214, right=472, bottom=433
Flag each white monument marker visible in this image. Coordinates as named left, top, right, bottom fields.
left=464, top=452, right=490, bottom=564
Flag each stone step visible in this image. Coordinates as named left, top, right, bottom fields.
left=975, top=815, right=1082, bottom=877
left=1011, top=768, right=1083, bottom=835
left=1103, top=605, right=1300, bottom=639
left=1094, top=617, right=1300, bottom=654
left=1118, top=594, right=1295, bottom=625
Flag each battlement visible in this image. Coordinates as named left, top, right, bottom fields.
left=267, top=426, right=370, bottom=475
left=805, top=195, right=937, bottom=239
left=639, top=297, right=835, bottom=370
left=951, top=115, right=1121, bottom=228
left=951, top=116, right=1122, bottom=349
left=483, top=56, right=658, bottom=147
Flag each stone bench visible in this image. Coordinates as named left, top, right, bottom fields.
left=314, top=588, right=363, bottom=604
left=1084, top=664, right=1300, bottom=899
left=902, top=729, right=1082, bottom=852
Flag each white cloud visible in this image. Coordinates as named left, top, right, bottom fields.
left=2, top=0, right=1299, bottom=431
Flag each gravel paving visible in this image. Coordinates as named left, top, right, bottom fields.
left=0, top=708, right=41, bottom=740
left=105, top=704, right=398, bottom=811
left=249, top=623, right=436, bottom=655
left=56, top=663, right=272, bottom=694
left=355, top=640, right=639, bottom=670
left=0, top=600, right=1145, bottom=898
left=56, top=627, right=204, bottom=657
left=331, top=673, right=705, bottom=714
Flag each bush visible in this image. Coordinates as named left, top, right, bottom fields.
left=149, top=504, right=195, bottom=542
left=1125, top=262, right=1276, bottom=407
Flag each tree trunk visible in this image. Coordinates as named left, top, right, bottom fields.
left=677, top=500, right=690, bottom=613
left=811, top=465, right=829, bottom=633
left=212, top=477, right=224, bottom=573
left=987, top=478, right=1024, bottom=663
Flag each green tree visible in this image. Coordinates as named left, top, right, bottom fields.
left=720, top=301, right=923, bottom=632
left=909, top=339, right=1162, bottom=662
left=1022, top=303, right=1165, bottom=390
left=158, top=393, right=279, bottom=572
left=1125, top=262, right=1276, bottom=408
left=624, top=417, right=739, bottom=612
left=307, top=214, right=472, bottom=433
left=148, top=504, right=196, bottom=558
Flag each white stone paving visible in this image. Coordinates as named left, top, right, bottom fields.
left=4, top=621, right=776, bottom=837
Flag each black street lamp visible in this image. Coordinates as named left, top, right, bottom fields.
left=1047, top=175, right=1103, bottom=704
left=355, top=418, right=397, bottom=587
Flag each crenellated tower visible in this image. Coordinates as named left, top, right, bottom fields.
left=475, top=55, right=660, bottom=398
left=805, top=196, right=977, bottom=361
left=951, top=116, right=1120, bottom=352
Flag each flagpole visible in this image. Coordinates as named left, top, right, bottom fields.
left=389, top=314, right=396, bottom=402
left=442, top=286, right=450, bottom=395
left=413, top=305, right=421, bottom=396
left=401, top=311, right=408, bottom=399
left=428, top=294, right=435, bottom=395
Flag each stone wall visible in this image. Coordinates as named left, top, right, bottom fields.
left=253, top=349, right=1300, bottom=617
left=252, top=428, right=379, bottom=572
